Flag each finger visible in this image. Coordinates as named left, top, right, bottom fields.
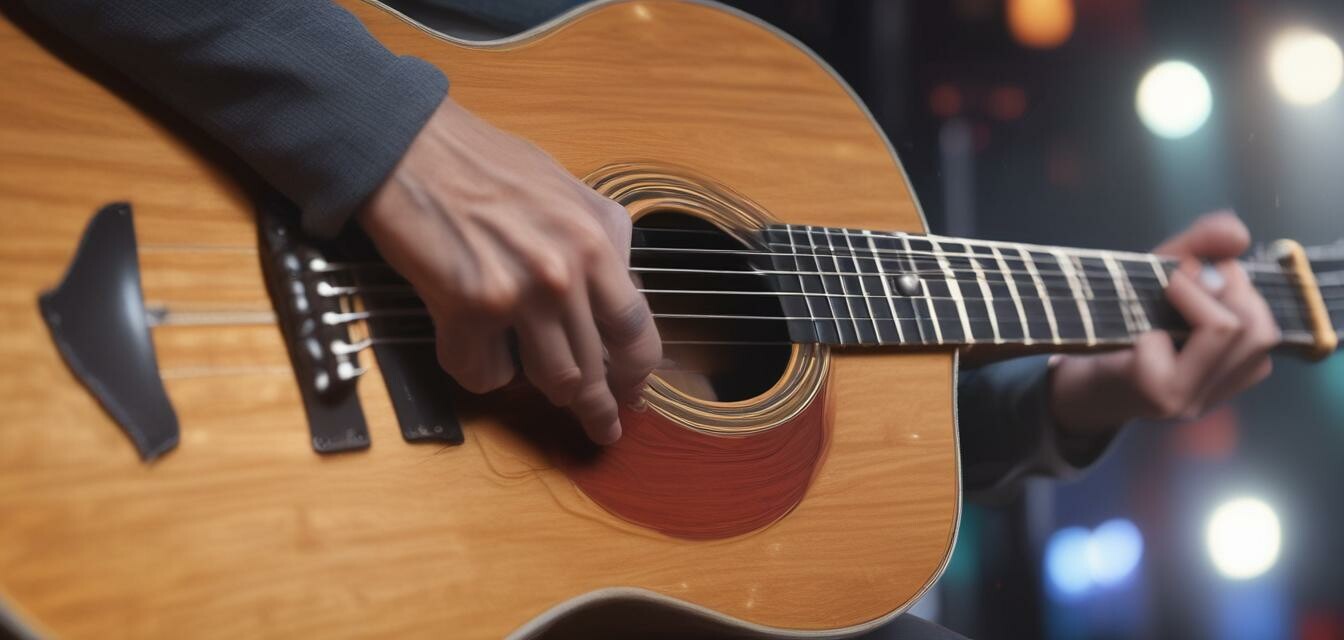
left=1128, top=330, right=1181, bottom=417
left=1203, top=359, right=1273, bottom=409
left=563, top=284, right=622, bottom=444
left=1159, top=270, right=1243, bottom=415
left=516, top=306, right=583, bottom=407
left=436, top=318, right=516, bottom=394
left=593, top=195, right=634, bottom=264
left=588, top=246, right=662, bottom=402
left=1155, top=210, right=1249, bottom=259
left=1187, top=262, right=1279, bottom=411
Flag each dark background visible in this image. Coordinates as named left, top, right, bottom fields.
left=715, top=0, right=1344, bottom=638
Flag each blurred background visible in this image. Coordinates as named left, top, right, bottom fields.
left=714, top=0, right=1344, bottom=638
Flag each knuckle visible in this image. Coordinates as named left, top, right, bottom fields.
left=1253, top=324, right=1281, bottom=351
left=536, top=366, right=583, bottom=405
left=571, top=225, right=607, bottom=260
left=455, top=363, right=512, bottom=395
left=602, top=297, right=655, bottom=346
left=471, top=279, right=520, bottom=316
left=532, top=251, right=573, bottom=296
left=573, top=382, right=619, bottom=423
left=1206, top=314, right=1240, bottom=336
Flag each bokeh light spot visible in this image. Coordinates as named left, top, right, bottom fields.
left=988, top=85, right=1029, bottom=120
left=1268, top=29, right=1343, bottom=106
left=929, top=83, right=963, bottom=119
left=1007, top=0, right=1075, bottom=49
left=1045, top=526, right=1094, bottom=597
left=1085, top=518, right=1144, bottom=586
left=1136, top=60, right=1213, bottom=139
left=1206, top=497, right=1282, bottom=580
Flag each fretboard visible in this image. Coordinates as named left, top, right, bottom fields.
left=757, top=224, right=1319, bottom=350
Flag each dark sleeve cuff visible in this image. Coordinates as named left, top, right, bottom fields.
left=297, top=56, right=447, bottom=238
left=958, top=355, right=1119, bottom=495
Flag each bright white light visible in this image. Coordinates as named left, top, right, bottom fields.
left=1136, top=60, right=1213, bottom=139
left=1269, top=29, right=1343, bottom=106
left=1206, top=497, right=1282, bottom=580
left=1045, top=527, right=1094, bottom=597
left=1086, top=518, right=1144, bottom=586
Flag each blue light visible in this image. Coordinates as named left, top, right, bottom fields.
left=1045, top=526, right=1094, bottom=598
left=1087, top=518, right=1144, bottom=586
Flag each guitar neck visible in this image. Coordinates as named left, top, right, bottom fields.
left=758, top=224, right=1334, bottom=355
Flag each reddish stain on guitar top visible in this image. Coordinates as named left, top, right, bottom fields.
left=560, top=388, right=831, bottom=540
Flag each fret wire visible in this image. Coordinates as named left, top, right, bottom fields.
left=993, top=246, right=1034, bottom=345
left=902, top=234, right=942, bottom=344
left=1052, top=251, right=1097, bottom=345
left=800, top=226, right=845, bottom=343
left=820, top=227, right=864, bottom=343
left=863, top=229, right=905, bottom=344
left=1018, top=247, right=1061, bottom=343
left=967, top=245, right=1004, bottom=344
left=783, top=225, right=830, bottom=343
left=1104, top=253, right=1144, bottom=334
left=840, top=228, right=887, bottom=343
left=929, top=238, right=976, bottom=344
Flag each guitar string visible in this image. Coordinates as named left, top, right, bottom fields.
left=323, top=281, right=1320, bottom=321
left=309, top=247, right=1308, bottom=287
left=136, top=227, right=1331, bottom=283
left=317, top=308, right=1315, bottom=342
left=314, top=260, right=1318, bottom=305
left=317, top=262, right=1323, bottom=328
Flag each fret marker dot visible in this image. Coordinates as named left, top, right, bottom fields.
left=896, top=274, right=922, bottom=297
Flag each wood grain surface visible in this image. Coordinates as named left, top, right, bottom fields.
left=0, top=1, right=959, bottom=637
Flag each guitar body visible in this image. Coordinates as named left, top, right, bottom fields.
left=0, top=1, right=959, bottom=637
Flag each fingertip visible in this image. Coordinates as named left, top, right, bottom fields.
left=1196, top=210, right=1251, bottom=254
left=590, top=420, right=622, bottom=446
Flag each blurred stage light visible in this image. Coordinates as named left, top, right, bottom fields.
left=1136, top=61, right=1213, bottom=139
left=1206, top=498, right=1281, bottom=580
left=1046, top=520, right=1146, bottom=599
left=988, top=85, right=1029, bottom=121
left=929, top=83, right=964, bottom=119
left=1046, top=526, right=1094, bottom=597
left=1086, top=518, right=1144, bottom=586
left=1007, top=0, right=1075, bottom=49
left=1268, top=29, right=1343, bottom=106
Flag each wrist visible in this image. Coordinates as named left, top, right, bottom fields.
left=1048, top=354, right=1131, bottom=437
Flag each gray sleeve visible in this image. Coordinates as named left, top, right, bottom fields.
left=957, top=355, right=1118, bottom=494
left=23, top=0, right=448, bottom=238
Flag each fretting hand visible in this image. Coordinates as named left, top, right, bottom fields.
left=358, top=97, right=662, bottom=444
left=1049, top=212, right=1280, bottom=438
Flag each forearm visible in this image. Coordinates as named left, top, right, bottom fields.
left=24, top=0, right=447, bottom=236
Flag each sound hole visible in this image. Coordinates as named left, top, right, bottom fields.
left=633, top=212, right=792, bottom=402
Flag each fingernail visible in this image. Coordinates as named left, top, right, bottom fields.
left=1199, top=264, right=1226, bottom=293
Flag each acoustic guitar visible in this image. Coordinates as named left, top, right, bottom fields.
left=1, top=1, right=1339, bottom=638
